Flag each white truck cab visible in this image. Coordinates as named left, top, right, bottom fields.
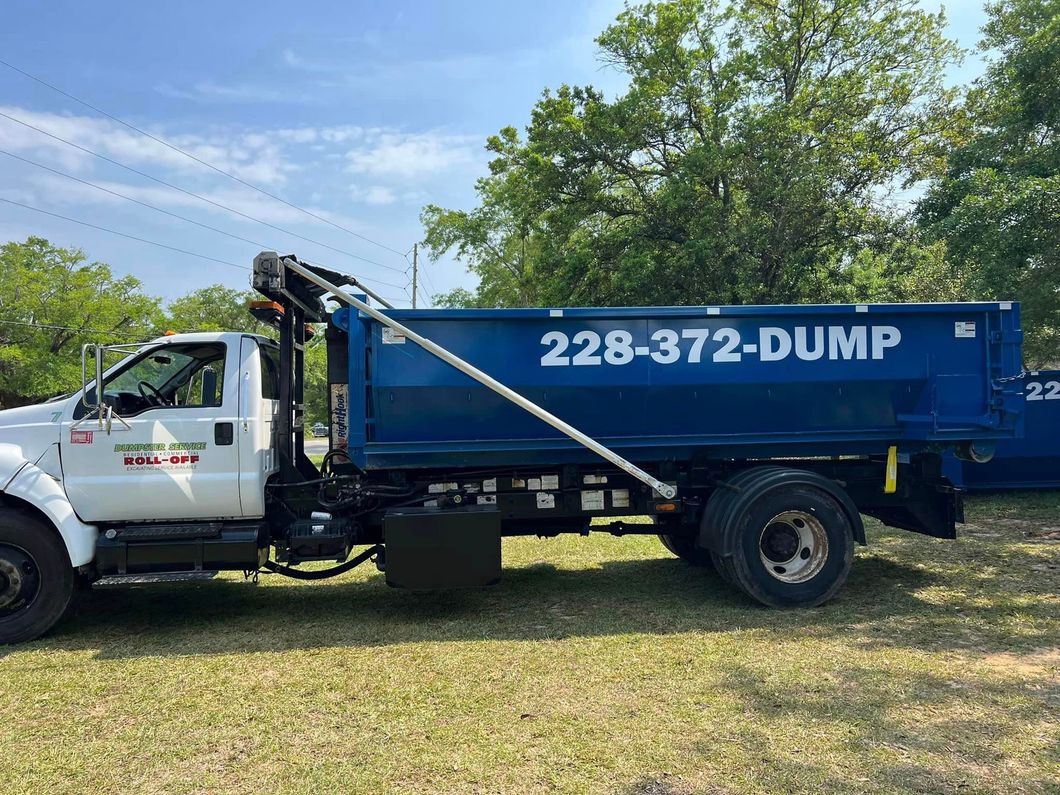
left=0, top=331, right=279, bottom=643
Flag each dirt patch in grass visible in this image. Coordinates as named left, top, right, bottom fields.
left=977, top=648, right=1060, bottom=679
left=1, top=492, right=1058, bottom=794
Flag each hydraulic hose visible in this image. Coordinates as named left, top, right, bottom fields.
left=262, top=544, right=382, bottom=580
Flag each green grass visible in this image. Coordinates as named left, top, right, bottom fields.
left=2, top=493, right=1058, bottom=794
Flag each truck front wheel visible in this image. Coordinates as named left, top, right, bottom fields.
left=0, top=508, right=74, bottom=645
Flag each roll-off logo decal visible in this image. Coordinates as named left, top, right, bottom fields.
left=114, top=441, right=207, bottom=470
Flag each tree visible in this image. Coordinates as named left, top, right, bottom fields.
left=0, top=239, right=332, bottom=421
left=0, top=237, right=161, bottom=407
left=918, top=0, right=1060, bottom=365
left=163, top=284, right=271, bottom=336
left=163, top=285, right=332, bottom=425
left=423, top=0, right=959, bottom=309
left=303, top=335, right=329, bottom=427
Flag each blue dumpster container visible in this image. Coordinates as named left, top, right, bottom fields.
left=332, top=301, right=1023, bottom=472
left=944, top=369, right=1060, bottom=490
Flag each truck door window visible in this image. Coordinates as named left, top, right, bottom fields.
left=77, top=343, right=227, bottom=418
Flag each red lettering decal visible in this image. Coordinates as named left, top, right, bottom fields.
left=190, top=455, right=200, bottom=464
left=134, top=457, right=146, bottom=465
left=124, top=457, right=134, bottom=466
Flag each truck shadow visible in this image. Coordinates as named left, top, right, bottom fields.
left=16, top=538, right=1058, bottom=660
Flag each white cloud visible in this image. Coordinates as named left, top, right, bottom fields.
left=320, top=126, right=363, bottom=143
left=25, top=172, right=340, bottom=229
left=280, top=49, right=336, bottom=74
left=0, top=104, right=481, bottom=274
left=0, top=106, right=296, bottom=186
left=0, top=186, right=40, bottom=206
left=344, top=130, right=482, bottom=180
left=275, top=127, right=317, bottom=144
left=350, top=184, right=397, bottom=205
left=401, top=189, right=428, bottom=205
left=155, top=81, right=301, bottom=105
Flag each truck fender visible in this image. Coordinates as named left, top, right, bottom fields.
left=699, top=466, right=866, bottom=556
left=1, top=459, right=98, bottom=567
left=0, top=443, right=29, bottom=490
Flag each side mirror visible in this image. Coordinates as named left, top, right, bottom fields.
left=201, top=366, right=218, bottom=406
left=80, top=343, right=105, bottom=409
left=75, top=341, right=146, bottom=433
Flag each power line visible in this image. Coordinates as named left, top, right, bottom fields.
left=1, top=148, right=268, bottom=248
left=0, top=110, right=405, bottom=274
left=420, top=267, right=439, bottom=297
left=0, top=149, right=408, bottom=293
left=0, top=58, right=409, bottom=259
left=300, top=260, right=405, bottom=292
left=0, top=197, right=416, bottom=302
left=0, top=318, right=144, bottom=340
left=0, top=197, right=248, bottom=269
left=411, top=246, right=440, bottom=298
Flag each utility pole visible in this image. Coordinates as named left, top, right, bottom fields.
left=411, top=243, right=418, bottom=309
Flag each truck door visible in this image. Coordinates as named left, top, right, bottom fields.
left=237, top=336, right=280, bottom=516
left=61, top=340, right=245, bottom=523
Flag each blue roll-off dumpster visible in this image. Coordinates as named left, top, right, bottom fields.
left=944, top=369, right=1060, bottom=490
left=331, top=301, right=1023, bottom=471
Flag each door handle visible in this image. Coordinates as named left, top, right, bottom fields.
left=215, top=422, right=234, bottom=446
left=241, top=371, right=250, bottom=431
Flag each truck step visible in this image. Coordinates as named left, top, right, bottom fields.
left=109, top=523, right=223, bottom=541
left=95, top=571, right=219, bottom=586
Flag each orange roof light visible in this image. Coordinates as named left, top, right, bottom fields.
left=249, top=300, right=284, bottom=314
left=164, top=330, right=177, bottom=336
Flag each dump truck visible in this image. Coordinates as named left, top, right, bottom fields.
left=0, top=252, right=1025, bottom=643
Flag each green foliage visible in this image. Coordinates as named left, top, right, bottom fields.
left=163, top=284, right=271, bottom=336
left=423, top=0, right=960, bottom=309
left=0, top=238, right=309, bottom=409
left=430, top=287, right=480, bottom=309
left=842, top=217, right=970, bottom=303
left=919, top=0, right=1060, bottom=366
left=161, top=285, right=335, bottom=423
left=0, top=237, right=161, bottom=406
left=303, top=336, right=328, bottom=426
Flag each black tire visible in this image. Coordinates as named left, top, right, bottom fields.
left=0, top=507, right=74, bottom=644
left=658, top=533, right=714, bottom=568
left=702, top=468, right=778, bottom=587
left=727, top=484, right=853, bottom=608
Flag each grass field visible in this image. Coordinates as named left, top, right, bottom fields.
left=2, top=492, right=1058, bottom=794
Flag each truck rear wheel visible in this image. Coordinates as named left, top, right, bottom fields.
left=703, top=468, right=854, bottom=608
left=657, top=533, right=713, bottom=568
left=729, top=486, right=853, bottom=607
left=0, top=508, right=74, bottom=645
left=702, top=468, right=775, bottom=587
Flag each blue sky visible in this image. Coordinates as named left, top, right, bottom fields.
left=1, top=0, right=990, bottom=308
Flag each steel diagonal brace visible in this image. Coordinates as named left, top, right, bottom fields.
left=281, top=257, right=678, bottom=499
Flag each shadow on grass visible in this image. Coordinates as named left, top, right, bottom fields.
left=680, top=659, right=1057, bottom=795
left=13, top=535, right=1056, bottom=660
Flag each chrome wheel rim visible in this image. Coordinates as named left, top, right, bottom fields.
left=758, top=510, right=828, bottom=584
